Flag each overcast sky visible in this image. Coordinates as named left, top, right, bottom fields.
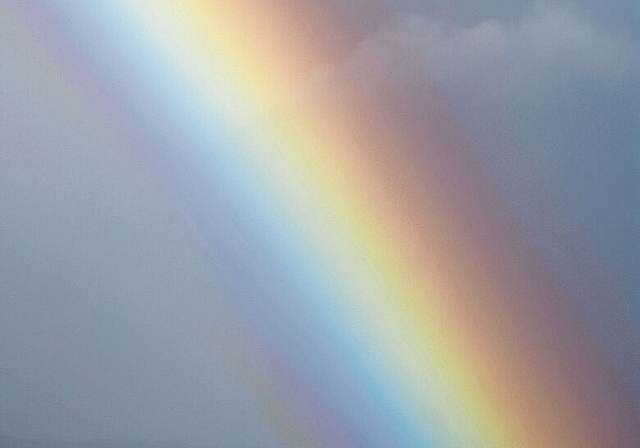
left=1, top=1, right=637, bottom=446
left=312, top=0, right=639, bottom=398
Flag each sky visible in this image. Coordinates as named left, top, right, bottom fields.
left=0, top=1, right=638, bottom=448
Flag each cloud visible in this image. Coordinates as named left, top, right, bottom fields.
left=301, top=1, right=640, bottom=396
left=312, top=1, right=635, bottom=96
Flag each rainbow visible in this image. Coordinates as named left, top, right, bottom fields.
left=4, top=1, right=635, bottom=447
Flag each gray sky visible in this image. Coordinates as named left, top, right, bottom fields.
left=367, top=0, right=639, bottom=396
left=386, top=0, right=638, bottom=31
left=0, top=10, right=281, bottom=445
left=1, top=1, right=637, bottom=446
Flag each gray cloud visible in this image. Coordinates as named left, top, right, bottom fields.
left=317, top=1, right=635, bottom=94
left=308, top=0, right=640, bottom=401
left=381, top=0, right=639, bottom=35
